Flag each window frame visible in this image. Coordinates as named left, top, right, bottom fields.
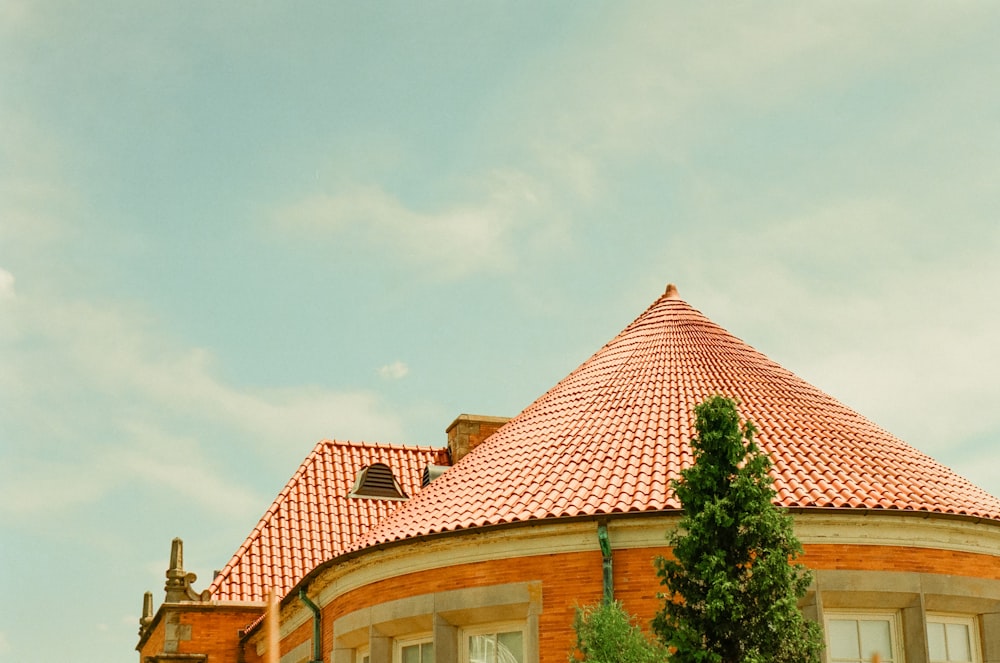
left=460, top=621, right=527, bottom=663
left=926, top=613, right=982, bottom=663
left=394, top=633, right=434, bottom=663
left=824, top=610, right=904, bottom=663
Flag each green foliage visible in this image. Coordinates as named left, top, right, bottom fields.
left=652, top=396, right=824, bottom=663
left=570, top=600, right=667, bottom=663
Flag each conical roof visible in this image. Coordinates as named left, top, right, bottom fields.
left=353, top=285, right=1000, bottom=550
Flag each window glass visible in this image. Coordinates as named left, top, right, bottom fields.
left=402, top=645, right=420, bottom=663
left=498, top=631, right=522, bottom=661
left=468, top=630, right=524, bottom=663
left=928, top=622, right=947, bottom=661
left=826, top=614, right=897, bottom=663
left=829, top=620, right=861, bottom=660
left=400, top=642, right=434, bottom=663
left=858, top=620, right=892, bottom=660
left=946, top=623, right=972, bottom=662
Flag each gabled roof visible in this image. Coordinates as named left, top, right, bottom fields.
left=352, top=285, right=1000, bottom=551
left=208, top=441, right=446, bottom=602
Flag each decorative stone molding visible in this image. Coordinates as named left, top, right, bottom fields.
left=164, top=537, right=211, bottom=603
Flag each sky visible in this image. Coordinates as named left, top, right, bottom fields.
left=2, top=2, right=1000, bottom=662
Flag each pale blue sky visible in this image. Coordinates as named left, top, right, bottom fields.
left=3, top=3, right=1000, bottom=662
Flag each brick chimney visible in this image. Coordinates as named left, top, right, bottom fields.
left=447, top=414, right=510, bottom=463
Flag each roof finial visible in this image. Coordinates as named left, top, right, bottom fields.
left=164, top=537, right=211, bottom=603
left=664, top=283, right=680, bottom=299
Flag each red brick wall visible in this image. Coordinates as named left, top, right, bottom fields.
left=138, top=619, right=165, bottom=662
left=138, top=606, right=261, bottom=663
left=801, top=544, right=1000, bottom=579
left=291, top=543, right=1000, bottom=663
left=313, top=551, right=620, bottom=663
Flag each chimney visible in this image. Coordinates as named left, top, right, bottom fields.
left=447, top=414, right=510, bottom=463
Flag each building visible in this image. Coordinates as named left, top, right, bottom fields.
left=137, top=284, right=1000, bottom=663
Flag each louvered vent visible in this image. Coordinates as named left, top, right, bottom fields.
left=422, top=464, right=449, bottom=487
left=348, top=463, right=408, bottom=500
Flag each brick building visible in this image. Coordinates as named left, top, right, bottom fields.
left=137, top=285, right=1000, bottom=663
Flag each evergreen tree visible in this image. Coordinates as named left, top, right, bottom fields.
left=652, top=395, right=823, bottom=663
left=570, top=600, right=666, bottom=663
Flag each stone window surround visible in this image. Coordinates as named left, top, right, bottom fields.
left=331, top=581, right=541, bottom=663
left=806, top=570, right=1000, bottom=663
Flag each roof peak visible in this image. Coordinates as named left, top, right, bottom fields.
left=664, top=283, right=680, bottom=299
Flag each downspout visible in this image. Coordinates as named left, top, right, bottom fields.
left=597, top=521, right=613, bottom=603
left=298, top=590, right=323, bottom=663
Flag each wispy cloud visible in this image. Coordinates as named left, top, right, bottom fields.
left=0, top=269, right=14, bottom=299
left=272, top=169, right=553, bottom=280
left=0, top=290, right=405, bottom=521
left=377, top=361, right=409, bottom=380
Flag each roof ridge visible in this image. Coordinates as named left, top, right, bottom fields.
left=318, top=439, right=444, bottom=452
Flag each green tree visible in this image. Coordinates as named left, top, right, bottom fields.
left=571, top=600, right=666, bottom=663
left=652, top=395, right=823, bottom=663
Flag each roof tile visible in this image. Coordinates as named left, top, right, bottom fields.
left=208, top=441, right=445, bottom=602
left=350, top=287, right=1000, bottom=551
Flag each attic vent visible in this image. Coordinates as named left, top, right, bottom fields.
left=348, top=463, right=408, bottom=500
left=422, top=464, right=449, bottom=487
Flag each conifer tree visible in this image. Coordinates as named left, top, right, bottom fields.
left=652, top=395, right=823, bottom=663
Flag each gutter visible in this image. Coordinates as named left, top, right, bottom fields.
left=597, top=521, right=613, bottom=603
left=298, top=590, right=323, bottom=663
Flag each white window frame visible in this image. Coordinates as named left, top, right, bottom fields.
left=824, top=611, right=904, bottom=663
left=395, top=633, right=434, bottom=663
left=356, top=645, right=369, bottom=663
left=926, top=614, right=982, bottom=663
left=460, top=622, right=527, bottom=663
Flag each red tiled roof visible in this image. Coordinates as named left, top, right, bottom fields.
left=208, top=441, right=445, bottom=602
left=352, top=285, right=1000, bottom=550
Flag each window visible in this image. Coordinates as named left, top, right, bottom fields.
left=463, top=625, right=524, bottom=663
left=356, top=646, right=369, bottom=663
left=927, top=615, right=980, bottom=663
left=826, top=612, right=901, bottom=663
left=396, top=636, right=433, bottom=663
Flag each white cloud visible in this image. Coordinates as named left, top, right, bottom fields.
left=272, top=169, right=551, bottom=279
left=654, top=192, right=1000, bottom=497
left=0, top=269, right=14, bottom=299
left=378, top=361, right=409, bottom=380
left=114, top=423, right=263, bottom=519
left=0, top=290, right=405, bottom=520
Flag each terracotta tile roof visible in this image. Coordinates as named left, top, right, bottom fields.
left=208, top=441, right=446, bottom=602
left=352, top=285, right=1000, bottom=550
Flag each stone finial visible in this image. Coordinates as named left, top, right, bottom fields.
left=138, top=590, right=154, bottom=637
left=664, top=283, right=680, bottom=299
left=164, top=537, right=211, bottom=603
